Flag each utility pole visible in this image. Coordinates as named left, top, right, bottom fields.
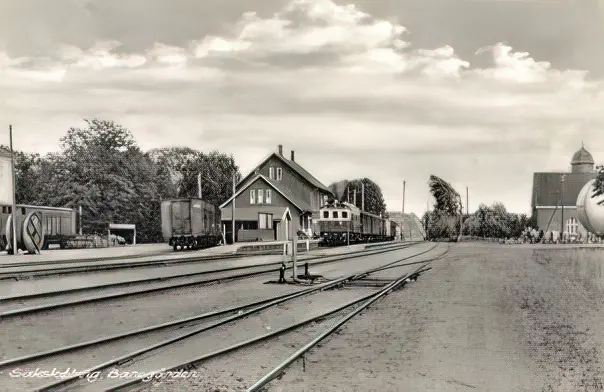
left=347, top=186, right=350, bottom=203
left=561, top=174, right=566, bottom=242
left=197, top=173, right=202, bottom=198
left=353, top=188, right=357, bottom=207
left=361, top=182, right=365, bottom=211
left=79, top=205, right=83, bottom=235
left=466, top=186, right=469, bottom=215
left=402, top=181, right=406, bottom=214
left=232, top=174, right=236, bottom=244
left=9, top=125, right=17, bottom=255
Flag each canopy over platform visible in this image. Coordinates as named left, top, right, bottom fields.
left=108, top=223, right=136, bottom=245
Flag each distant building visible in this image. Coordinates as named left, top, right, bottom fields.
left=387, top=212, right=426, bottom=241
left=220, top=145, right=333, bottom=243
left=531, top=144, right=597, bottom=238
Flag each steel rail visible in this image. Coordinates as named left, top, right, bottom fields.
left=0, top=275, right=351, bottom=370
left=247, top=260, right=434, bottom=391
left=1, top=246, right=440, bottom=372
left=100, top=259, right=434, bottom=392
left=0, top=243, right=432, bottom=319
left=0, top=243, right=414, bottom=301
left=35, top=250, right=436, bottom=392
left=0, top=241, right=418, bottom=280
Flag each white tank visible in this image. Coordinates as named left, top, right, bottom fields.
left=576, top=179, right=604, bottom=235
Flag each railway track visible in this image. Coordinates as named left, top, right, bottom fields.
left=1, top=244, right=447, bottom=392
left=0, top=242, right=425, bottom=319
left=0, top=241, right=418, bottom=280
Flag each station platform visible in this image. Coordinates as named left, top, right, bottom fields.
left=0, top=239, right=321, bottom=265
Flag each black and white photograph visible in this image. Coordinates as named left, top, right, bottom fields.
left=1, top=0, right=604, bottom=390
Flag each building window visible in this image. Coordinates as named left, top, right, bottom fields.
left=21, top=207, right=26, bottom=215
left=323, top=195, right=328, bottom=205
left=276, top=167, right=283, bottom=181
left=250, top=189, right=256, bottom=204
left=258, top=189, right=264, bottom=204
left=266, top=189, right=272, bottom=204
left=259, top=213, right=273, bottom=229
left=342, top=211, right=348, bottom=219
left=269, top=167, right=274, bottom=180
left=333, top=211, right=339, bottom=219
left=323, top=211, right=329, bottom=219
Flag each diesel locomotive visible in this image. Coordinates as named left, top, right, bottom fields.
left=318, top=200, right=397, bottom=246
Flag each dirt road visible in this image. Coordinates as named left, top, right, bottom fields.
left=268, top=243, right=604, bottom=392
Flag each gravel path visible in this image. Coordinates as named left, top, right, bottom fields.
left=260, top=243, right=604, bottom=392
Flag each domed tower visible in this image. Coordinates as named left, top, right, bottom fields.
left=571, top=143, right=595, bottom=173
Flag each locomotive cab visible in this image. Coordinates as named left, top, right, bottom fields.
left=318, top=201, right=360, bottom=246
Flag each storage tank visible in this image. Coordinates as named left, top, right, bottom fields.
left=576, top=179, right=604, bottom=235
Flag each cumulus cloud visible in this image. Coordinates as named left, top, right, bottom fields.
left=0, top=0, right=602, bottom=216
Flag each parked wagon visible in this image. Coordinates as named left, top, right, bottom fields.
left=161, top=198, right=222, bottom=251
left=0, top=204, right=78, bottom=252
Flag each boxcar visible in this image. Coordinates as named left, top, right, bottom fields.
left=0, top=204, right=78, bottom=251
left=161, top=198, right=222, bottom=251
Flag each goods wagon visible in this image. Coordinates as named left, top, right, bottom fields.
left=318, top=201, right=395, bottom=246
left=161, top=198, right=222, bottom=251
left=0, top=204, right=78, bottom=252
left=385, top=219, right=397, bottom=241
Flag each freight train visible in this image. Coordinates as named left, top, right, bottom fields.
left=161, top=198, right=222, bottom=251
left=0, top=204, right=78, bottom=251
left=318, top=200, right=397, bottom=246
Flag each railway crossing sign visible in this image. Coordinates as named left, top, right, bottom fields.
left=22, top=212, right=43, bottom=254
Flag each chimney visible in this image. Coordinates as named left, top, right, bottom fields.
left=290, top=150, right=295, bottom=161
left=278, top=144, right=283, bottom=156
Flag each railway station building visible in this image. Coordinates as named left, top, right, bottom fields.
left=531, top=144, right=597, bottom=240
left=219, top=145, right=333, bottom=243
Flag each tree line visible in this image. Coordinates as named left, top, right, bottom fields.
left=422, top=175, right=534, bottom=241
left=11, top=119, right=390, bottom=243
left=12, top=119, right=240, bottom=243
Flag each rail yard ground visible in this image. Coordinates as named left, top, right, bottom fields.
left=125, top=242, right=604, bottom=392
left=4, top=242, right=604, bottom=391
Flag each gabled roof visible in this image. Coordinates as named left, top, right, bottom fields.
left=239, top=152, right=332, bottom=194
left=531, top=172, right=596, bottom=207
left=219, top=174, right=310, bottom=212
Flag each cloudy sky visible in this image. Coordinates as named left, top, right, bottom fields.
left=2, top=0, right=604, bottom=216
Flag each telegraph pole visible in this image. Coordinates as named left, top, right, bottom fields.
left=466, top=186, right=469, bottom=215
left=197, top=173, right=202, bottom=198
left=361, top=182, right=365, bottom=211
left=79, top=205, right=83, bottom=235
left=402, top=181, right=406, bottom=214
left=9, top=125, right=17, bottom=255
left=561, top=174, right=566, bottom=242
left=232, top=174, right=236, bottom=244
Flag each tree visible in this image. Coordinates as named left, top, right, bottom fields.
left=426, top=175, right=463, bottom=241
left=35, top=119, right=173, bottom=242
left=148, top=147, right=241, bottom=207
left=593, top=164, right=604, bottom=205
left=461, top=202, right=531, bottom=240
left=429, top=175, right=461, bottom=215
left=328, top=178, right=387, bottom=216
